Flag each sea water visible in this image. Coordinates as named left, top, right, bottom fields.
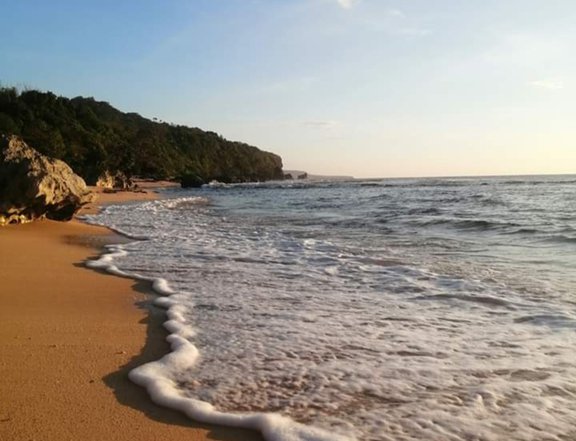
left=84, top=175, right=576, bottom=441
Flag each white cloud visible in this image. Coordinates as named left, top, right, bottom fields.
left=303, top=120, right=339, bottom=129
left=528, top=79, right=564, bottom=90
left=337, top=0, right=359, bottom=9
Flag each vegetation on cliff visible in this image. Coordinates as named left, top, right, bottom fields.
left=0, top=87, right=283, bottom=183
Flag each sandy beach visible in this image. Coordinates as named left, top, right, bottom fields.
left=0, top=187, right=263, bottom=441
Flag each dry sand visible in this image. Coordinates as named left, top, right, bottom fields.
left=0, top=188, right=263, bottom=441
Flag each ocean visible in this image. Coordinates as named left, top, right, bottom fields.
left=84, top=175, right=576, bottom=441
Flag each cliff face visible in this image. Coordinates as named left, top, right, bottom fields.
left=0, top=88, right=284, bottom=183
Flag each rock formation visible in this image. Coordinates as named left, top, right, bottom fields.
left=0, top=135, right=93, bottom=225
left=180, top=173, right=205, bottom=188
left=282, top=170, right=309, bottom=180
left=95, top=170, right=134, bottom=191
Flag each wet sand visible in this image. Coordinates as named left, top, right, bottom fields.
left=0, top=188, right=263, bottom=441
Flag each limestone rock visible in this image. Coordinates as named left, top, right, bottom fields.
left=95, top=170, right=134, bottom=191
left=0, top=135, right=94, bottom=225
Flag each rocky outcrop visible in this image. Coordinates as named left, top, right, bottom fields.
left=0, top=135, right=93, bottom=225
left=180, top=173, right=205, bottom=188
left=95, top=170, right=134, bottom=190
left=282, top=170, right=308, bottom=180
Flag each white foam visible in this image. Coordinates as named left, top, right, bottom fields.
left=129, top=321, right=352, bottom=441
left=85, top=215, right=353, bottom=441
left=152, top=278, right=176, bottom=295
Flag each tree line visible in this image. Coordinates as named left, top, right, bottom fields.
left=0, top=87, right=284, bottom=184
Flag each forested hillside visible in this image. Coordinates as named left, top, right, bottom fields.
left=0, top=88, right=284, bottom=183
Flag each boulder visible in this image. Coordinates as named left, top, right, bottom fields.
left=0, top=135, right=94, bottom=225
left=95, top=170, right=134, bottom=191
left=180, top=173, right=205, bottom=188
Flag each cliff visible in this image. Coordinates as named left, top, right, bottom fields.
left=0, top=88, right=284, bottom=184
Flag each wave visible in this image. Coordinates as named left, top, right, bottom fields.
left=164, top=197, right=211, bottom=209
left=542, top=234, right=576, bottom=245
left=415, top=293, right=515, bottom=309
left=468, top=194, right=506, bottom=206
left=412, top=217, right=519, bottom=232
left=505, top=227, right=541, bottom=236
left=357, top=179, right=472, bottom=189
left=514, top=313, right=576, bottom=328
left=504, top=227, right=576, bottom=244
left=208, top=181, right=344, bottom=191
left=501, top=179, right=576, bottom=186
left=407, top=207, right=442, bottom=215
left=86, top=241, right=352, bottom=441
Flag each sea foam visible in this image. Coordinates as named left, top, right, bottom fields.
left=86, top=207, right=352, bottom=441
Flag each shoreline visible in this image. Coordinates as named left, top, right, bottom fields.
left=0, top=186, right=263, bottom=441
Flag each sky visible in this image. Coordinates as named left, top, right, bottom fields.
left=1, top=0, right=576, bottom=178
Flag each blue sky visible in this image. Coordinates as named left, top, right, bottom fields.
left=2, top=0, right=575, bottom=177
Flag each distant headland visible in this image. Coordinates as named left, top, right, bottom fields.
left=283, top=169, right=354, bottom=181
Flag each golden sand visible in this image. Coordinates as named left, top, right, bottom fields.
left=0, top=187, right=263, bottom=441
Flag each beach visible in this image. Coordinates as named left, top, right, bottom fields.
left=3, top=177, right=576, bottom=441
left=0, top=187, right=263, bottom=441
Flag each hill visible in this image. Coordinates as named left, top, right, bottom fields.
left=0, top=87, right=284, bottom=184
